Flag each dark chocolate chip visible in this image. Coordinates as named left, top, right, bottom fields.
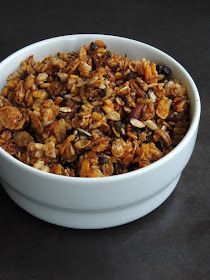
left=156, top=64, right=172, bottom=77
left=114, top=121, right=122, bottom=134
left=103, top=51, right=112, bottom=60
left=98, top=89, right=106, bottom=98
left=155, top=140, right=164, bottom=151
left=20, top=71, right=29, bottom=80
left=90, top=42, right=98, bottom=52
left=93, top=106, right=102, bottom=113
left=128, top=162, right=138, bottom=172
left=113, top=162, right=123, bottom=175
left=52, top=66, right=60, bottom=74
left=126, top=71, right=139, bottom=80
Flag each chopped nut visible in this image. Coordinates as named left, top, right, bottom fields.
left=128, top=104, right=143, bottom=120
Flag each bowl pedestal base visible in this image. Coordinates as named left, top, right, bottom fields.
left=1, top=174, right=180, bottom=229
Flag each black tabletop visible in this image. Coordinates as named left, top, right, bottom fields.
left=0, top=1, right=210, bottom=279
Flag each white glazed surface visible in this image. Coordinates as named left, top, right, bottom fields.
left=0, top=35, right=200, bottom=228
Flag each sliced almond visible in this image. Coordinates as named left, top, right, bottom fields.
left=148, top=90, right=157, bottom=102
left=77, top=128, right=92, bottom=137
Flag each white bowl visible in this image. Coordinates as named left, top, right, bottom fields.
left=0, top=34, right=200, bottom=229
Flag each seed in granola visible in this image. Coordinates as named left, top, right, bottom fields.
left=130, top=118, right=145, bottom=128
left=59, top=107, right=72, bottom=113
left=148, top=90, right=157, bottom=102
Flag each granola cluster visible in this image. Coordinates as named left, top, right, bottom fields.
left=0, top=40, right=190, bottom=177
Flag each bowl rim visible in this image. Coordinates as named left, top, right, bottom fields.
left=0, top=34, right=201, bottom=183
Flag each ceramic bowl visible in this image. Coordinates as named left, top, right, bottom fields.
left=0, top=34, right=200, bottom=229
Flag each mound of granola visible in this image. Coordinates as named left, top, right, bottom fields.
left=0, top=40, right=190, bottom=177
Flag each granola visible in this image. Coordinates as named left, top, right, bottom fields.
left=0, top=40, right=190, bottom=177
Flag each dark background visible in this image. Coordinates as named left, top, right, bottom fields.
left=0, top=0, right=210, bottom=279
